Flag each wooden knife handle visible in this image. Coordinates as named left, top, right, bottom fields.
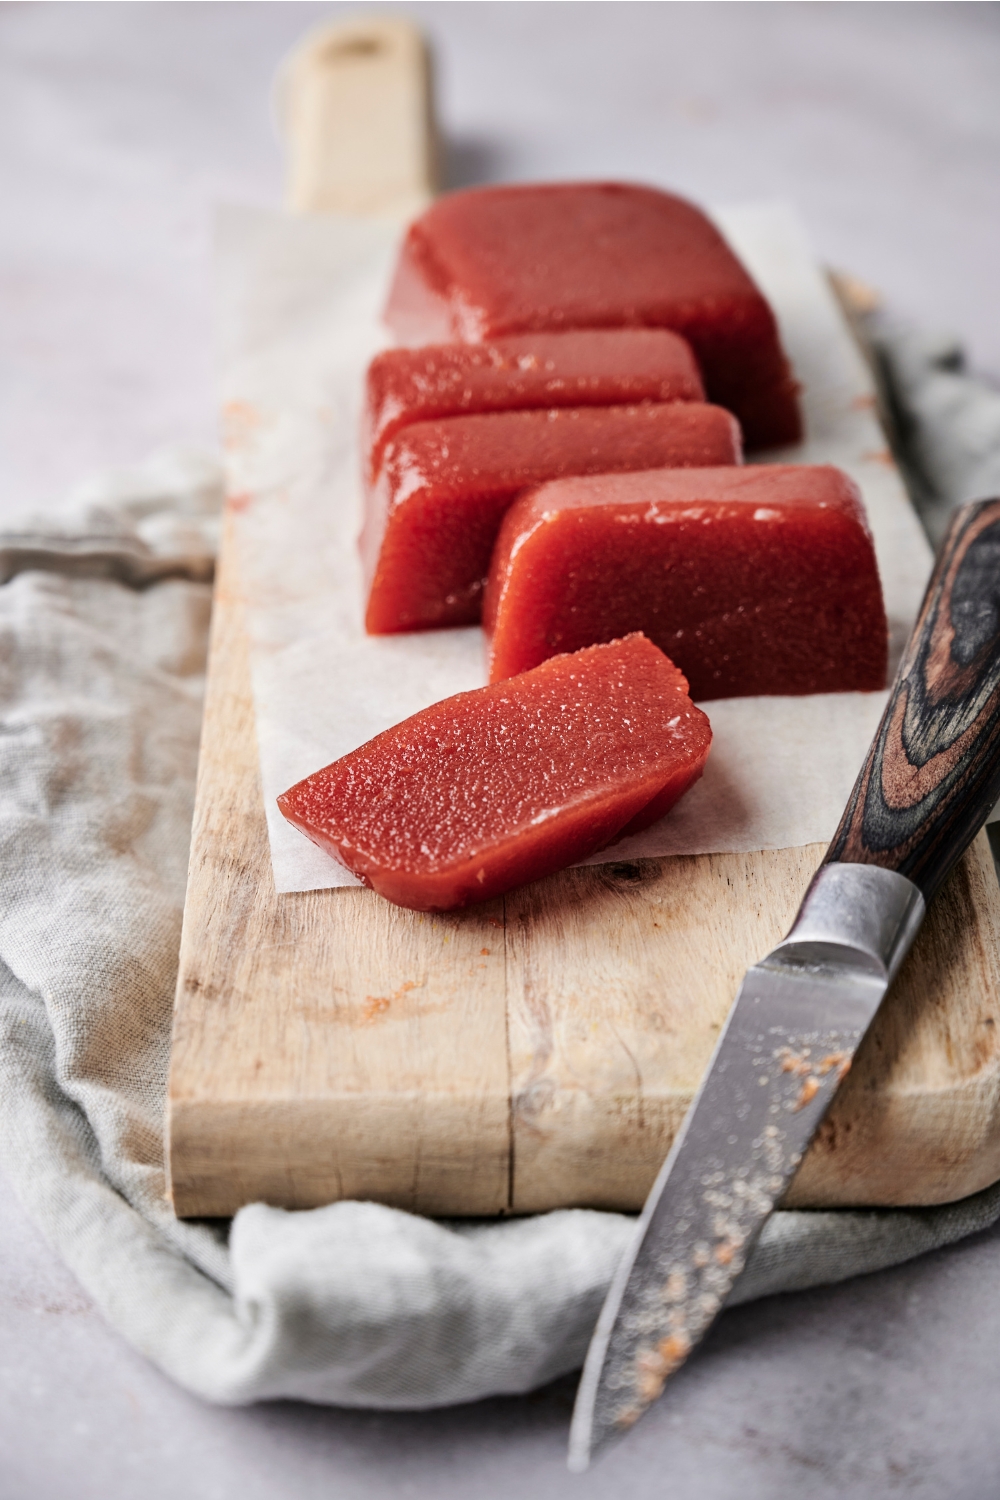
left=826, top=498, right=1000, bottom=900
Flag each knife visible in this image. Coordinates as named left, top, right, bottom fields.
left=569, top=495, right=1000, bottom=1471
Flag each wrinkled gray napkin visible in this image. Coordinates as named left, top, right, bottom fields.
left=873, top=326, right=1000, bottom=543
left=2, top=337, right=1000, bottom=1410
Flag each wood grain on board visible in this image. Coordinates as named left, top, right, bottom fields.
left=166, top=16, right=1000, bottom=1220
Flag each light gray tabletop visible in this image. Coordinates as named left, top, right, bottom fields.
left=3, top=4, right=1000, bottom=1496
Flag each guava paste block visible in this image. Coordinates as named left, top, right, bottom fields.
left=385, top=182, right=801, bottom=451
left=277, top=634, right=712, bottom=911
left=364, top=328, right=704, bottom=482
left=484, top=465, right=887, bottom=700
left=362, top=402, right=742, bottom=634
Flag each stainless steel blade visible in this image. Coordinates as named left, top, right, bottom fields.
left=568, top=863, right=925, bottom=1471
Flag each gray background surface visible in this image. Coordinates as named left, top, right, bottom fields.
left=2, top=3, right=1000, bottom=1496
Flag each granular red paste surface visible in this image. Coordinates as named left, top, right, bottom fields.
left=363, top=328, right=704, bottom=482
left=277, top=634, right=712, bottom=911
left=385, top=182, right=801, bottom=451
left=484, top=465, right=888, bottom=699
left=362, top=402, right=742, bottom=634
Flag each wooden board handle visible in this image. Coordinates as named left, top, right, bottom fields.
left=826, top=498, right=1000, bottom=899
left=276, top=15, right=437, bottom=218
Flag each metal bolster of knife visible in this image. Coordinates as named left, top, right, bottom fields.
left=767, top=863, right=926, bottom=987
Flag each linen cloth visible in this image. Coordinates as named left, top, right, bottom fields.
left=874, top=327, right=1000, bottom=544
left=2, top=344, right=1000, bottom=1409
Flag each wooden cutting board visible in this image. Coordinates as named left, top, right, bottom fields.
left=166, top=17, right=1000, bottom=1220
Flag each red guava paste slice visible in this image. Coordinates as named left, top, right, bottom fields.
left=277, top=634, right=712, bottom=912
left=362, top=402, right=742, bottom=634
left=364, top=328, right=704, bottom=482
left=484, top=465, right=887, bottom=699
left=384, top=182, right=801, bottom=451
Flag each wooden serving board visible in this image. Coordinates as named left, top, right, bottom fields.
left=167, top=17, right=1000, bottom=1220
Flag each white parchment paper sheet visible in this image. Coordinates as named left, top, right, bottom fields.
left=216, top=202, right=933, bottom=893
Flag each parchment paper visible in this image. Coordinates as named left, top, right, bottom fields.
left=216, top=201, right=934, bottom=894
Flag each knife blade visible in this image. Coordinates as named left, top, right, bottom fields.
left=569, top=495, right=1000, bottom=1470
